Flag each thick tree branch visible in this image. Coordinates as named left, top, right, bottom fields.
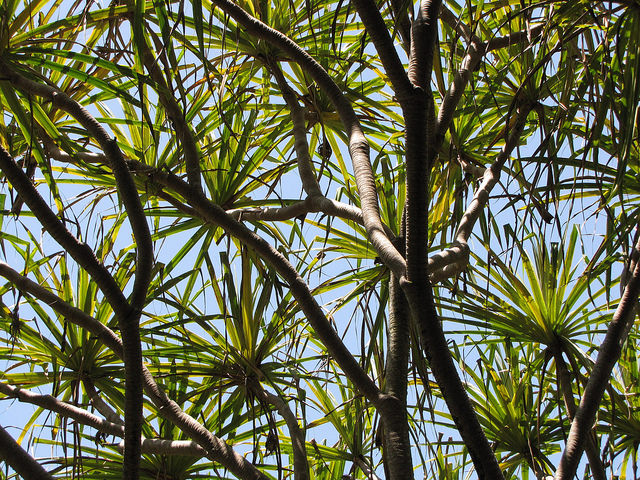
left=0, top=145, right=129, bottom=315
left=380, top=267, right=413, bottom=479
left=552, top=349, right=606, bottom=480
left=403, top=282, right=505, bottom=479
left=117, top=438, right=206, bottom=456
left=209, top=0, right=406, bottom=280
left=350, top=0, right=414, bottom=102
left=555, top=236, right=640, bottom=480
left=0, top=262, right=125, bottom=354
left=486, top=25, right=544, bottom=52
left=228, top=196, right=363, bottom=224
left=408, top=0, right=442, bottom=90
left=403, top=63, right=531, bottom=480
left=0, top=424, right=55, bottom=480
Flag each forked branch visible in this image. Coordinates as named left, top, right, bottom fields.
left=0, top=262, right=269, bottom=480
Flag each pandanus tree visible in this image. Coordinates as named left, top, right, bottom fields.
left=0, top=0, right=638, bottom=478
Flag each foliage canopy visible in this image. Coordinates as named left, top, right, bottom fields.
left=0, top=0, right=639, bottom=479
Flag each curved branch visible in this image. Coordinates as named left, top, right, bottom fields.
left=350, top=0, right=414, bottom=101
left=257, top=388, right=309, bottom=480
left=434, top=18, right=544, bottom=153
left=270, top=63, right=322, bottom=197
left=139, top=43, right=203, bottom=192
left=427, top=103, right=532, bottom=282
left=0, top=424, right=55, bottom=480
left=435, top=40, right=485, bottom=151
left=555, top=236, right=640, bottom=480
left=83, top=378, right=125, bottom=426
left=0, top=145, right=128, bottom=315
left=0, top=383, right=207, bottom=457
left=0, top=383, right=125, bottom=438
left=209, top=0, right=406, bottom=279
left=486, top=24, right=544, bottom=52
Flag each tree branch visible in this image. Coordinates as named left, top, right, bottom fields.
left=389, top=0, right=412, bottom=52
left=434, top=14, right=543, bottom=153
left=380, top=266, right=413, bottom=479
left=0, top=145, right=129, bottom=315
left=350, top=0, right=414, bottom=102
left=403, top=281, right=505, bottom=479
left=0, top=141, right=140, bottom=479
left=227, top=196, right=363, bottom=224
left=39, top=137, right=394, bottom=244
left=427, top=103, right=533, bottom=282
left=139, top=42, right=203, bottom=192
left=0, top=383, right=125, bottom=438
left=83, top=378, right=125, bottom=426
left=408, top=0, right=442, bottom=90
left=555, top=236, right=640, bottom=480
left=256, top=388, right=309, bottom=480
left=434, top=40, right=485, bottom=151
left=552, top=349, right=606, bottom=480
left=270, top=62, right=322, bottom=197
left=0, top=424, right=55, bottom=480
left=0, top=63, right=153, bottom=314
left=117, top=438, right=206, bottom=456
left=0, top=382, right=207, bottom=457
